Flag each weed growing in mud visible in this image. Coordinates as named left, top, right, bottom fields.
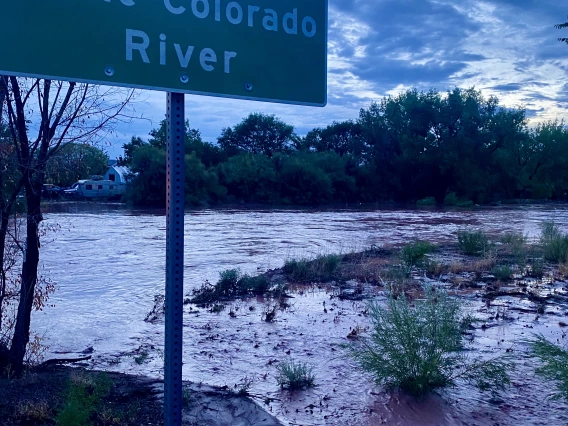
left=540, top=222, right=568, bottom=263
left=457, top=230, right=491, bottom=256
left=190, top=269, right=270, bottom=304
left=283, top=254, right=341, bottom=282
left=399, top=241, right=434, bottom=269
left=491, top=265, right=513, bottom=281
left=55, top=372, right=112, bottom=426
left=276, top=360, right=315, bottom=390
left=351, top=287, right=512, bottom=397
left=500, top=232, right=528, bottom=265
left=529, top=335, right=568, bottom=402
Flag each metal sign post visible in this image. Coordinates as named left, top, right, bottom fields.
left=164, top=92, right=185, bottom=425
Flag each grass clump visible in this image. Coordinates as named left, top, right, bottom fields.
left=540, top=222, right=568, bottom=263
left=351, top=287, right=512, bottom=397
left=491, top=265, right=513, bottom=280
left=457, top=230, right=490, bottom=256
left=190, top=269, right=270, bottom=303
left=529, top=335, right=568, bottom=402
left=55, top=372, right=112, bottom=426
left=276, top=360, right=315, bottom=390
left=400, top=241, right=434, bottom=269
left=283, top=254, right=341, bottom=282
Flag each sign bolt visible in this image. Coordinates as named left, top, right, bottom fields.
left=244, top=82, right=253, bottom=91
left=180, top=74, right=189, bottom=84
left=104, top=66, right=115, bottom=77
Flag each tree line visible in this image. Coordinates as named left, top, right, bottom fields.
left=122, top=87, right=568, bottom=207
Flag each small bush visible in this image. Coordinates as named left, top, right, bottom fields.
left=416, top=196, right=437, bottom=206
left=276, top=360, right=315, bottom=390
left=457, top=230, right=490, bottom=256
left=529, top=335, right=568, bottom=402
left=283, top=254, right=341, bottom=282
left=500, top=232, right=528, bottom=264
left=351, top=287, right=512, bottom=397
left=540, top=222, right=568, bottom=263
left=400, top=241, right=434, bottom=269
left=444, top=192, right=474, bottom=207
left=16, top=401, right=52, bottom=423
left=491, top=265, right=512, bottom=280
left=190, top=269, right=271, bottom=303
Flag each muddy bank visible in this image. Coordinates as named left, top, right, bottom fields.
left=112, top=234, right=568, bottom=426
left=0, top=366, right=281, bottom=426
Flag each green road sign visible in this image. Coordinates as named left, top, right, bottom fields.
left=0, top=0, right=327, bottom=106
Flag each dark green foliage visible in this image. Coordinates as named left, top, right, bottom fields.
left=55, top=373, right=112, bottom=426
left=457, top=230, right=490, bottom=256
left=190, top=269, right=270, bottom=303
left=276, top=360, right=315, bottom=390
left=45, top=143, right=109, bottom=187
left=555, top=17, right=568, bottom=45
left=218, top=112, right=296, bottom=157
left=123, top=88, right=568, bottom=206
left=491, top=265, right=512, bottom=280
left=283, top=254, right=341, bottom=282
left=529, top=335, right=568, bottom=401
left=416, top=196, right=437, bottom=206
left=351, top=288, right=512, bottom=397
left=400, top=241, right=434, bottom=268
left=540, top=222, right=568, bottom=263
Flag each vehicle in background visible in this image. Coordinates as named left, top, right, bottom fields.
left=63, top=179, right=126, bottom=200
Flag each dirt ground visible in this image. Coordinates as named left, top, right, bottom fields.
left=0, top=366, right=281, bottom=426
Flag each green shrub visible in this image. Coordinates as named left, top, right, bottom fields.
left=283, top=254, right=341, bottom=282
left=351, top=287, right=512, bottom=397
left=190, top=269, right=271, bottom=303
left=457, top=230, right=490, bottom=256
left=444, top=192, right=474, bottom=207
left=491, top=265, right=513, bottom=280
left=540, top=222, right=568, bottom=263
left=56, top=373, right=112, bottom=426
left=217, top=269, right=240, bottom=296
left=500, top=232, right=528, bottom=264
left=276, top=360, right=315, bottom=390
left=416, top=196, right=437, bottom=206
left=238, top=274, right=270, bottom=293
left=400, top=241, right=434, bottom=269
left=529, top=335, right=568, bottom=402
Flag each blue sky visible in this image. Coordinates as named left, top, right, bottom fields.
left=105, top=0, right=568, bottom=159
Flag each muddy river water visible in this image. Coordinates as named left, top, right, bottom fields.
left=35, top=204, right=568, bottom=425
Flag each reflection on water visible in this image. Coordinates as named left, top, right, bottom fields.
left=36, top=203, right=568, bottom=425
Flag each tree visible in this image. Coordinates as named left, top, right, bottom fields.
left=555, top=17, right=568, bottom=44
left=0, top=77, right=133, bottom=374
left=45, top=143, right=109, bottom=187
left=218, top=113, right=296, bottom=157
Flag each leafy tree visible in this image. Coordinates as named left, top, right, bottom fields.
left=555, top=17, right=568, bottom=44
left=302, top=121, right=363, bottom=157
left=218, top=113, right=296, bottom=157
left=45, top=143, right=109, bottom=187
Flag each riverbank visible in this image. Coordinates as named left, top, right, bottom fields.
left=0, top=366, right=281, bottom=426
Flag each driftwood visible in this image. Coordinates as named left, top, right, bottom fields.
left=35, top=355, right=92, bottom=369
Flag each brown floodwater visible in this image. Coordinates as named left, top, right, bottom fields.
left=34, top=203, right=568, bottom=425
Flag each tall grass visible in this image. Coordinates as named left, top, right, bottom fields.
left=540, top=222, right=568, bottom=263
left=457, top=230, right=491, bottom=256
left=351, top=287, right=512, bottom=397
left=283, top=254, right=341, bottom=282
left=399, top=241, right=434, bottom=269
left=276, top=360, right=315, bottom=390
